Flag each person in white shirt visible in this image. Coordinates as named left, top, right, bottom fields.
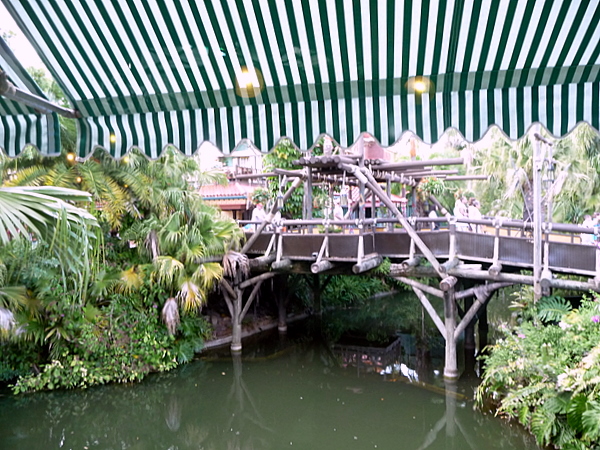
left=333, top=198, right=344, bottom=221
left=428, top=208, right=438, bottom=230
left=250, top=203, right=266, bottom=230
left=467, top=198, right=482, bottom=233
left=581, top=214, right=595, bottom=245
left=453, top=196, right=469, bottom=231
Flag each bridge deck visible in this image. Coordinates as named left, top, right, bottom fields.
left=244, top=219, right=598, bottom=279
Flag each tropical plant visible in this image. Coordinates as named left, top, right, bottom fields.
left=469, top=123, right=600, bottom=223
left=111, top=148, right=243, bottom=333
left=477, top=294, right=600, bottom=449
left=263, top=139, right=328, bottom=218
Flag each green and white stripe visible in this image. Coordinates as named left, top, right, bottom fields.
left=2, top=0, right=600, bottom=157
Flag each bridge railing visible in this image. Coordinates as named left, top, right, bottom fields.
left=239, top=215, right=600, bottom=277
left=239, top=216, right=594, bottom=241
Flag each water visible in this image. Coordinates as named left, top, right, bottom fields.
left=0, top=311, right=540, bottom=449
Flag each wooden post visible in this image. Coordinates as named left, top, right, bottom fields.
left=411, top=286, right=446, bottom=337
left=448, top=219, right=457, bottom=260
left=305, top=167, right=313, bottom=221
left=533, top=132, right=543, bottom=301
left=443, top=288, right=459, bottom=379
left=478, top=297, right=489, bottom=355
left=352, top=253, right=383, bottom=274
left=231, top=286, right=243, bottom=352
left=387, top=178, right=393, bottom=231
left=311, top=260, right=335, bottom=273
left=464, top=295, right=475, bottom=346
left=489, top=218, right=502, bottom=276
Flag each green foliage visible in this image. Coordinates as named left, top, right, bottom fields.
left=0, top=149, right=239, bottom=394
left=536, top=295, right=573, bottom=323
left=10, top=289, right=212, bottom=394
left=477, top=293, right=600, bottom=449
left=468, top=123, right=600, bottom=222
left=263, top=139, right=327, bottom=218
left=322, top=275, right=389, bottom=308
left=416, top=177, right=446, bottom=199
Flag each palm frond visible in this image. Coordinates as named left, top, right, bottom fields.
left=45, top=162, right=76, bottom=187
left=3, top=165, right=48, bottom=187
left=153, top=256, right=185, bottom=287
left=161, top=297, right=180, bottom=335
left=176, top=279, right=204, bottom=313
left=222, top=251, right=249, bottom=280
left=193, top=263, right=223, bottom=291
left=116, top=266, right=145, bottom=294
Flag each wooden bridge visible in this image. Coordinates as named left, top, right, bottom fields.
left=242, top=217, right=600, bottom=288
left=219, top=135, right=590, bottom=380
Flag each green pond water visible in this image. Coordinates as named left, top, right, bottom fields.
left=0, top=301, right=540, bottom=450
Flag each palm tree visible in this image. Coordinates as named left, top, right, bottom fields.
left=0, top=186, right=99, bottom=339
left=115, top=148, right=243, bottom=334
left=468, top=123, right=600, bottom=223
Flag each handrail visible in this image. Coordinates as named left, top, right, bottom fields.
left=239, top=216, right=596, bottom=235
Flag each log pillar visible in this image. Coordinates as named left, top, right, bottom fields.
left=443, top=287, right=459, bottom=380
left=463, top=295, right=477, bottom=378
left=478, top=299, right=489, bottom=354
left=230, top=286, right=243, bottom=353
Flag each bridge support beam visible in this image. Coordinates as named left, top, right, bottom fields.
left=311, top=260, right=335, bottom=273
left=221, top=274, right=274, bottom=353
left=352, top=253, right=383, bottom=274
left=443, top=288, right=459, bottom=380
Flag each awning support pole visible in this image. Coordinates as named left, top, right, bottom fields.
left=0, top=70, right=80, bottom=118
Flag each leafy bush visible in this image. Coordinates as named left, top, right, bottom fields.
left=10, top=291, right=212, bottom=394
left=477, top=294, right=600, bottom=448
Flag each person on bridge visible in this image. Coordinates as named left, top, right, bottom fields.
left=428, top=207, right=439, bottom=230
left=333, top=198, right=344, bottom=222
left=453, top=196, right=469, bottom=231
left=250, top=203, right=267, bottom=230
left=581, top=214, right=595, bottom=245
left=468, top=198, right=482, bottom=233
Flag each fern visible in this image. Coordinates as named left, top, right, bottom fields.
left=499, top=382, right=552, bottom=413
left=518, top=404, right=530, bottom=426
left=536, top=295, right=572, bottom=323
left=530, top=408, right=556, bottom=446
left=545, top=392, right=571, bottom=414
left=581, top=400, right=600, bottom=441
left=567, top=393, right=589, bottom=434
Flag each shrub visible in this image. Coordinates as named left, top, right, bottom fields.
left=477, top=294, right=600, bottom=448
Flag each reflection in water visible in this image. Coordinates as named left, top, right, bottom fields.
left=165, top=395, right=182, bottom=431
left=0, top=315, right=540, bottom=450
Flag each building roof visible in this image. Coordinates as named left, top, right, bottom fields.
left=198, top=182, right=256, bottom=210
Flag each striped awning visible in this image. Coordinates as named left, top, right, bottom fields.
left=2, top=0, right=600, bottom=158
left=0, top=36, right=60, bottom=156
